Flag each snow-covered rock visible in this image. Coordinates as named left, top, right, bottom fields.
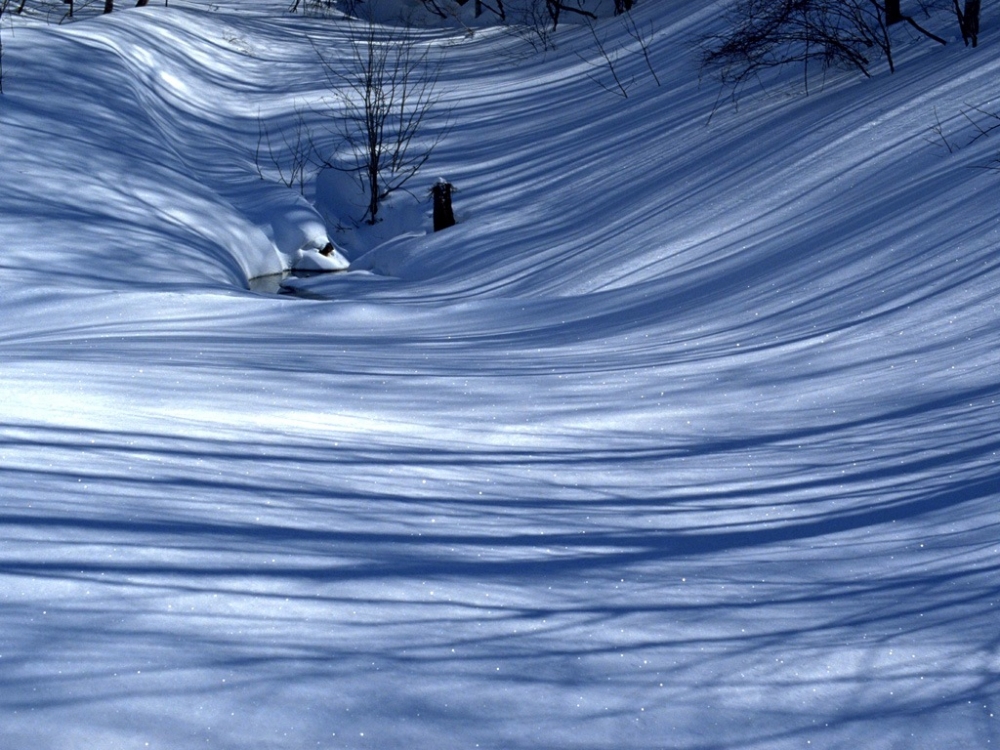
left=291, top=246, right=350, bottom=272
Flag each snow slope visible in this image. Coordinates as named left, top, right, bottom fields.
left=0, top=1, right=998, bottom=748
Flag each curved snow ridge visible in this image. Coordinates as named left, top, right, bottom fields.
left=55, top=11, right=347, bottom=284
left=332, top=9, right=999, bottom=332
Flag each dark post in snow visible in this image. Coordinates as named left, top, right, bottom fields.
left=431, top=178, right=456, bottom=232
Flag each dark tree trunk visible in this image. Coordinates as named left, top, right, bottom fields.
left=103, top=0, right=113, bottom=12
left=964, top=0, right=981, bottom=46
left=473, top=0, right=504, bottom=19
left=885, top=0, right=902, bottom=24
left=955, top=0, right=981, bottom=45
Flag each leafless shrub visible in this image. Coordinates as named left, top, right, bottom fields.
left=255, top=103, right=317, bottom=195
left=923, top=102, right=1000, bottom=164
left=962, top=103, right=1000, bottom=144
left=704, top=0, right=953, bottom=101
left=502, top=0, right=596, bottom=50
left=703, top=0, right=893, bottom=94
left=314, top=18, right=444, bottom=224
left=926, top=107, right=956, bottom=153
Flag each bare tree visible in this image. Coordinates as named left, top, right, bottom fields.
left=315, top=17, right=444, bottom=224
left=703, top=0, right=947, bottom=95
left=704, top=0, right=892, bottom=87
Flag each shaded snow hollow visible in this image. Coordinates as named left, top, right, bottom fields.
left=0, top=1, right=998, bottom=749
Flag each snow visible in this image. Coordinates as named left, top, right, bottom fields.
left=1, top=1, right=998, bottom=748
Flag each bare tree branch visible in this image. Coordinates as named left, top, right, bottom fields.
left=255, top=103, right=316, bottom=195
left=578, top=19, right=633, bottom=98
left=703, top=0, right=899, bottom=93
left=623, top=12, right=661, bottom=87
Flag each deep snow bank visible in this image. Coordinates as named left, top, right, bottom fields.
left=0, top=6, right=351, bottom=288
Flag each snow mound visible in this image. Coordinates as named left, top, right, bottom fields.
left=291, top=247, right=351, bottom=272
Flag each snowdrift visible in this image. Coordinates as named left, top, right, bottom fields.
left=0, top=2, right=997, bottom=749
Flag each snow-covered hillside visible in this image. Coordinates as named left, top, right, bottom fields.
left=1, top=1, right=998, bottom=748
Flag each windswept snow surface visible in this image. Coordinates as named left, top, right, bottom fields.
left=1, top=2, right=999, bottom=748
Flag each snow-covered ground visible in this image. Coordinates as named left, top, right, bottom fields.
left=1, top=1, right=998, bottom=748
